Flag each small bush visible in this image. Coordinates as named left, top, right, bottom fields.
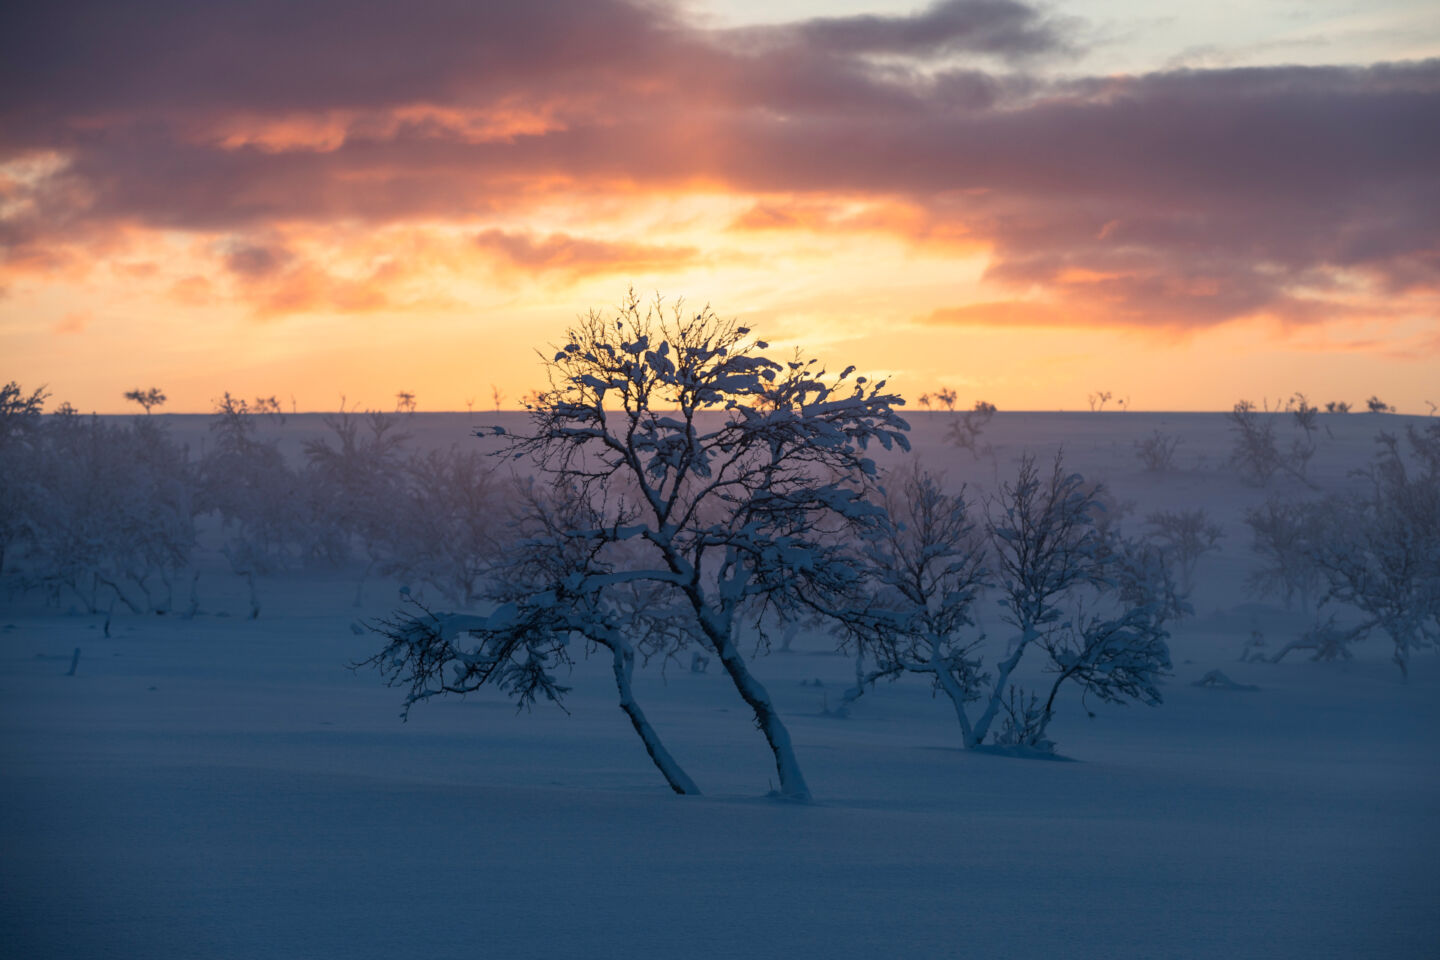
left=1143, top=508, right=1223, bottom=593
left=1134, top=430, right=1180, bottom=472
left=945, top=400, right=996, bottom=459
left=1227, top=400, right=1315, bottom=489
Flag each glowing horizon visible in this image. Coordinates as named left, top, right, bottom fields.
left=3, top=1, right=1438, bottom=415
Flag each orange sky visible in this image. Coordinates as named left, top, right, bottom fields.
left=2, top=1, right=1438, bottom=413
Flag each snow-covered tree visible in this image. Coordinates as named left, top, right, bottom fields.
left=1227, top=400, right=1316, bottom=489
left=199, top=393, right=297, bottom=618
left=368, top=485, right=703, bottom=794
left=120, top=413, right=200, bottom=613
left=1290, top=393, right=1319, bottom=439
left=24, top=407, right=197, bottom=613
left=1134, top=429, right=1180, bottom=472
left=979, top=457, right=1171, bottom=749
left=382, top=445, right=507, bottom=606
left=302, top=408, right=411, bottom=602
left=1143, top=508, right=1223, bottom=594
left=1243, top=496, right=1323, bottom=611
left=1296, top=426, right=1439, bottom=675
left=0, top=381, right=48, bottom=577
left=845, top=463, right=989, bottom=738
left=945, top=400, right=996, bottom=460
left=1249, top=424, right=1438, bottom=674
left=276, top=404, right=508, bottom=609
left=853, top=457, right=1173, bottom=753
left=373, top=290, right=908, bottom=799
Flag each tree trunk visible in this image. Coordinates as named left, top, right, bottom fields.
left=243, top=570, right=260, bottom=620
left=184, top=570, right=200, bottom=619
left=832, top=650, right=870, bottom=718
left=610, top=644, right=702, bottom=796
left=931, top=656, right=976, bottom=746
left=712, top=632, right=811, bottom=801
left=95, top=575, right=143, bottom=614
left=967, top=626, right=1036, bottom=748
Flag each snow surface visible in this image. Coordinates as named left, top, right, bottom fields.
left=3, top=411, right=1437, bottom=958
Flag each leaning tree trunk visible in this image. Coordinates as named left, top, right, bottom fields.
left=929, top=644, right=977, bottom=747
left=704, top=618, right=811, bottom=801
left=967, top=625, right=1038, bottom=748
left=610, top=643, right=701, bottom=796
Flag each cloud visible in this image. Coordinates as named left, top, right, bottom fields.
left=924, top=301, right=1067, bottom=327
left=251, top=264, right=392, bottom=317
left=207, top=234, right=415, bottom=318
left=223, top=242, right=290, bottom=278
left=474, top=229, right=699, bottom=277
left=728, top=196, right=979, bottom=249
left=0, top=0, right=688, bottom=128
left=0, top=1, right=1059, bottom=139
left=2, top=0, right=1436, bottom=332
left=54, top=309, right=89, bottom=334
left=729, top=0, right=1070, bottom=60
left=168, top=275, right=213, bottom=306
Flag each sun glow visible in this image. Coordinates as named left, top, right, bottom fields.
left=3, top=1, right=1437, bottom=414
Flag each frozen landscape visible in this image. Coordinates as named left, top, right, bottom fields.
left=3, top=397, right=1437, bottom=959
left=6, top=0, right=1439, bottom=956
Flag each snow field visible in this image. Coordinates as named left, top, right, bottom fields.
left=2, top=411, right=1437, bottom=958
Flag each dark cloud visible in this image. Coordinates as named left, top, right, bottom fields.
left=2, top=0, right=1436, bottom=330
left=740, top=0, right=1070, bottom=59
left=474, top=229, right=699, bottom=277
left=223, top=242, right=289, bottom=278
left=0, top=0, right=1056, bottom=147
left=0, top=0, right=686, bottom=128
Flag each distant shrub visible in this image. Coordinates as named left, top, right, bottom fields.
left=917, top=387, right=957, bottom=411
left=0, top=381, right=48, bottom=577
left=1134, top=429, right=1180, bottom=472
left=26, top=408, right=197, bottom=613
left=1251, top=423, right=1440, bottom=675
left=303, top=408, right=411, bottom=601
left=945, top=400, right=996, bottom=460
left=199, top=393, right=298, bottom=618
left=1365, top=395, right=1394, bottom=414
left=1227, top=400, right=1315, bottom=489
left=383, top=445, right=508, bottom=606
left=1143, top=508, right=1223, bottom=594
left=1244, top=496, right=1322, bottom=611
left=1289, top=393, right=1318, bottom=438
left=123, top=387, right=167, bottom=414
left=1227, top=401, right=1282, bottom=485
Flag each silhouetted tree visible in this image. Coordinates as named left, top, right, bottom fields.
left=123, top=387, right=167, bottom=414
left=0, top=381, right=48, bottom=575
left=370, top=290, right=908, bottom=799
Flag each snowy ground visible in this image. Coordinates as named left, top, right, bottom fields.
left=3, top=412, right=1437, bottom=959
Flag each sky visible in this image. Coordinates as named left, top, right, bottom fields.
left=2, top=0, right=1437, bottom=413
